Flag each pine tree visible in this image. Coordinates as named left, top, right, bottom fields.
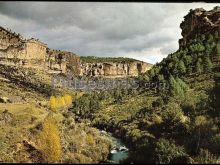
left=214, top=31, right=219, bottom=39
left=183, top=55, right=193, bottom=67
left=196, top=59, right=203, bottom=74
left=177, top=60, right=186, bottom=75
left=176, top=78, right=188, bottom=92
left=203, top=57, right=213, bottom=73
left=216, top=41, right=220, bottom=61
left=168, top=76, right=187, bottom=101
left=158, top=74, right=165, bottom=81
left=208, top=34, right=214, bottom=43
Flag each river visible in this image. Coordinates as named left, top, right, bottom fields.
left=100, top=130, right=130, bottom=164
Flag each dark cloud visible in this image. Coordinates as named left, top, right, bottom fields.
left=0, top=2, right=219, bottom=63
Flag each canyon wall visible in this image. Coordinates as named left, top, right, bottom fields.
left=179, top=6, right=220, bottom=49
left=79, top=61, right=152, bottom=77
left=46, top=48, right=81, bottom=75
left=0, top=27, right=47, bottom=69
left=0, top=25, right=152, bottom=77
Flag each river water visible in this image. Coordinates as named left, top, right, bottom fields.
left=100, top=130, right=129, bottom=164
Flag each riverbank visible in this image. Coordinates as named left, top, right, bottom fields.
left=99, top=130, right=130, bottom=164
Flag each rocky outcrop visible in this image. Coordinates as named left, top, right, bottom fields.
left=0, top=109, right=13, bottom=126
left=0, top=26, right=47, bottom=70
left=79, top=61, right=152, bottom=77
left=46, top=48, right=81, bottom=75
left=0, top=25, right=152, bottom=77
left=179, top=6, right=220, bottom=49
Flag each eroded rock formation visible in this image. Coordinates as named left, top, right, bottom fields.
left=46, top=48, right=81, bottom=75
left=0, top=25, right=152, bottom=77
left=79, top=61, right=152, bottom=77
left=0, top=26, right=47, bottom=69
left=179, top=6, right=220, bottom=49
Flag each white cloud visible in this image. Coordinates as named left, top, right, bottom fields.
left=0, top=2, right=219, bottom=64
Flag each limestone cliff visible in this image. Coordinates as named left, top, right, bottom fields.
left=179, top=6, right=220, bottom=49
left=79, top=61, right=152, bottom=77
left=0, top=25, right=152, bottom=77
left=46, top=48, right=81, bottom=75
left=0, top=26, right=47, bottom=69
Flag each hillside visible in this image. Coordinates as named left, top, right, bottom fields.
left=0, top=5, right=219, bottom=164
left=0, top=62, right=115, bottom=163
left=70, top=6, right=220, bottom=164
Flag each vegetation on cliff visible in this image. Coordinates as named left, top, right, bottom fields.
left=80, top=56, right=139, bottom=63
left=0, top=6, right=219, bottom=164
left=70, top=31, right=220, bottom=163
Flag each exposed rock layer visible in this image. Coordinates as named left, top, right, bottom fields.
left=0, top=26, right=152, bottom=77
left=79, top=61, right=152, bottom=77
left=179, top=6, right=220, bottom=49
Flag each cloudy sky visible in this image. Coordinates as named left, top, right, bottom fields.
left=0, top=2, right=219, bottom=64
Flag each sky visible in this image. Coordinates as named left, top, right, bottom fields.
left=0, top=2, right=219, bottom=64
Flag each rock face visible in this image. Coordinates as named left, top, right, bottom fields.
left=0, top=26, right=47, bottom=69
left=79, top=61, right=152, bottom=77
left=46, top=48, right=81, bottom=74
left=0, top=25, right=152, bottom=77
left=179, top=6, right=220, bottom=49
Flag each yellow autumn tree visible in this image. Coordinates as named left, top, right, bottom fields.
left=38, top=114, right=62, bottom=163
left=56, top=96, right=66, bottom=110
left=49, top=94, right=73, bottom=112
left=63, top=94, right=73, bottom=107
left=49, top=96, right=56, bottom=111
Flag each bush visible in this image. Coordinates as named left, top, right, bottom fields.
left=195, top=149, right=217, bottom=164
left=154, top=138, right=189, bottom=164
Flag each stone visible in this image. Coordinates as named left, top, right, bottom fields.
left=79, top=61, right=152, bottom=77
left=179, top=6, right=220, bottom=49
left=0, top=25, right=152, bottom=78
left=0, top=96, right=10, bottom=103
left=0, top=109, right=13, bottom=125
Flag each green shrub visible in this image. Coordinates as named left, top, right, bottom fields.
left=154, top=138, right=189, bottom=164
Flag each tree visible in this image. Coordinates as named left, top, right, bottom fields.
left=49, top=96, right=56, bottom=112
left=154, top=138, right=189, bottom=164
left=207, top=34, right=214, bottom=43
left=203, top=57, right=213, bottom=73
left=205, top=42, right=216, bottom=57
left=63, top=94, right=73, bottom=108
left=200, top=34, right=206, bottom=41
left=57, top=96, right=66, bottom=110
left=176, top=78, right=188, bottom=92
left=177, top=60, right=186, bottom=75
left=38, top=114, right=61, bottom=163
left=214, top=31, right=219, bottom=39
left=216, top=41, right=220, bottom=61
left=196, top=149, right=217, bottom=164
left=168, top=76, right=186, bottom=100
left=149, top=69, right=155, bottom=79
left=190, top=43, right=205, bottom=53
left=183, top=55, right=193, bottom=67
left=168, top=75, right=177, bottom=97
left=114, top=88, right=123, bottom=103
left=196, top=58, right=203, bottom=74
left=158, top=74, right=165, bottom=81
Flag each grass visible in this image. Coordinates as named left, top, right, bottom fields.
left=0, top=103, right=49, bottom=162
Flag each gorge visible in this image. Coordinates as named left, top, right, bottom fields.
left=0, top=5, right=219, bottom=164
